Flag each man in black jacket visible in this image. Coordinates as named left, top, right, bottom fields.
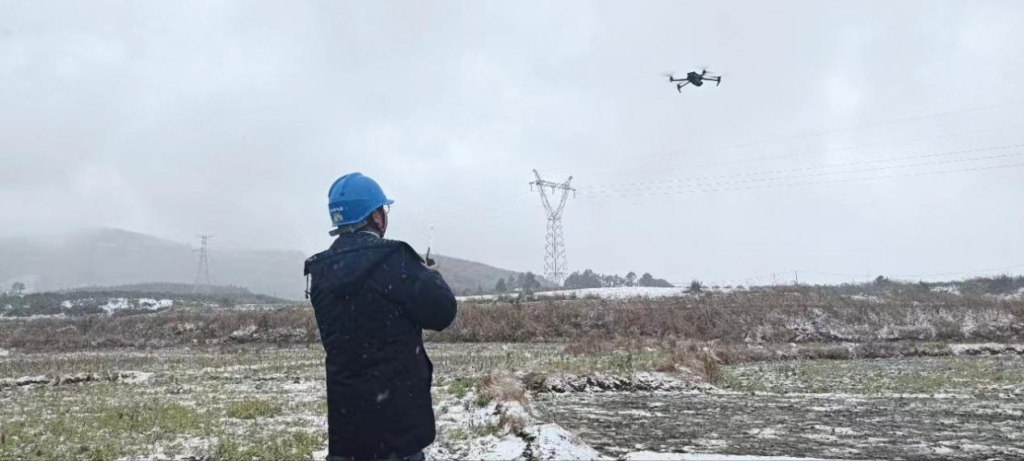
left=305, top=172, right=457, bottom=461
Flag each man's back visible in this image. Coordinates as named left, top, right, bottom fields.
left=305, top=232, right=457, bottom=461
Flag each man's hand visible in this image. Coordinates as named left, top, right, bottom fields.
left=425, top=257, right=439, bottom=271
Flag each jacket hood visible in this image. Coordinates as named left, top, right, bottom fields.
left=304, top=233, right=417, bottom=295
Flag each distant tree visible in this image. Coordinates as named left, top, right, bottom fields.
left=602, top=274, right=627, bottom=287
left=564, top=269, right=602, bottom=289
left=563, top=272, right=579, bottom=289
left=687, top=280, right=704, bottom=293
left=9, top=282, right=25, bottom=296
left=874, top=275, right=890, bottom=286
left=639, top=273, right=674, bottom=288
left=625, top=272, right=637, bottom=287
left=521, top=272, right=540, bottom=293
left=495, top=278, right=508, bottom=294
left=985, top=274, right=1017, bottom=294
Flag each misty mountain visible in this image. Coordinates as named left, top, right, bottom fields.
left=0, top=228, right=534, bottom=300
left=0, top=228, right=305, bottom=299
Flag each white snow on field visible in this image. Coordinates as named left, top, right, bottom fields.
left=524, top=424, right=610, bottom=460
left=930, top=285, right=961, bottom=295
left=623, top=453, right=842, bottom=461
left=121, top=371, right=154, bottom=385
left=460, top=286, right=691, bottom=301
left=101, top=298, right=130, bottom=312
left=138, top=298, right=174, bottom=309
left=101, top=298, right=173, bottom=314
left=465, top=435, right=529, bottom=460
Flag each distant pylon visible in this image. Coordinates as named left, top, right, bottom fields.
left=192, top=235, right=212, bottom=294
left=530, top=170, right=575, bottom=286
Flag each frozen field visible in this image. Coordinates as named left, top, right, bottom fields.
left=2, top=344, right=1023, bottom=460
left=537, top=356, right=1024, bottom=460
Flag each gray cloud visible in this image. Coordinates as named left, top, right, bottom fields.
left=2, top=0, right=1024, bottom=285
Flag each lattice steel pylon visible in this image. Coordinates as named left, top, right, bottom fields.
left=530, top=170, right=575, bottom=286
left=192, top=235, right=212, bottom=294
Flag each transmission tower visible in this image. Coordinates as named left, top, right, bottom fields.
left=192, top=235, right=212, bottom=294
left=529, top=170, right=575, bottom=286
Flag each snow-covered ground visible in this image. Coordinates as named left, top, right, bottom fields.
left=460, top=286, right=692, bottom=301
left=56, top=297, right=174, bottom=314
left=623, top=454, right=840, bottom=461
left=101, top=298, right=173, bottom=314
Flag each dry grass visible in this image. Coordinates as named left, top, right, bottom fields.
left=479, top=371, right=529, bottom=405
left=478, top=371, right=531, bottom=433
left=439, top=289, right=1024, bottom=344
left=2, top=288, right=1022, bottom=352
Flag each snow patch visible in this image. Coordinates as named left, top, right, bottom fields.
left=465, top=435, right=528, bottom=461
left=624, top=453, right=839, bottom=461
left=524, top=423, right=609, bottom=460
left=15, top=375, right=49, bottom=386
left=102, top=298, right=130, bottom=313
left=930, top=285, right=961, bottom=295
left=138, top=298, right=174, bottom=309
left=100, top=298, right=172, bottom=314
left=950, top=343, right=1024, bottom=356
left=121, top=371, right=154, bottom=384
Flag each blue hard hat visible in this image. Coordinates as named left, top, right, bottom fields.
left=327, top=172, right=394, bottom=228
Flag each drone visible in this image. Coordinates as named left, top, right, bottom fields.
left=664, top=69, right=722, bottom=92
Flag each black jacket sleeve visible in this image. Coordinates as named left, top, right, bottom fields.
left=371, top=245, right=458, bottom=331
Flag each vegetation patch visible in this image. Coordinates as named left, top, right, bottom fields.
left=213, top=430, right=324, bottom=461
left=225, top=399, right=284, bottom=420
left=448, top=377, right=475, bottom=399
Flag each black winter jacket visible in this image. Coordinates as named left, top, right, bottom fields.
left=304, top=232, right=457, bottom=460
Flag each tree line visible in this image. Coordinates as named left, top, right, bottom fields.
left=562, top=269, right=673, bottom=289
left=463, top=272, right=543, bottom=296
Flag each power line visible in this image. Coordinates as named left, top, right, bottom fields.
left=579, top=144, right=1024, bottom=195
left=579, top=124, right=1024, bottom=189
left=537, top=99, right=1024, bottom=179
left=404, top=113, right=1024, bottom=238
left=637, top=98, right=1024, bottom=164
left=577, top=160, right=1024, bottom=201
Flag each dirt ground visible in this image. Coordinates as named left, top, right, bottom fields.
left=536, top=356, right=1024, bottom=461
left=2, top=345, right=1023, bottom=460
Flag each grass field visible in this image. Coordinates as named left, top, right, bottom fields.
left=3, top=343, right=1024, bottom=460
left=3, top=290, right=1024, bottom=460
left=0, top=343, right=691, bottom=460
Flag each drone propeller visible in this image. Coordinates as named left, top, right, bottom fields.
left=661, top=71, right=676, bottom=82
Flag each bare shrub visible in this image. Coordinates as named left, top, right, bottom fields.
left=2, top=289, right=1022, bottom=352
left=479, top=371, right=528, bottom=405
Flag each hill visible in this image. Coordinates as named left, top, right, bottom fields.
left=0, top=228, right=536, bottom=300
left=431, top=253, right=528, bottom=296
left=0, top=229, right=307, bottom=300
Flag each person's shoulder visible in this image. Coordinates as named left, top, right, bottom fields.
left=303, top=248, right=334, bottom=275
left=378, top=238, right=424, bottom=263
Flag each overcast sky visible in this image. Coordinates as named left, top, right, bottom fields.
left=2, top=0, right=1024, bottom=286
